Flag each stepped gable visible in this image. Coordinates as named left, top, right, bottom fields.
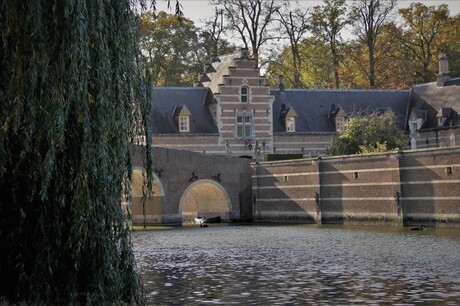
left=199, top=52, right=240, bottom=94
left=411, top=79, right=460, bottom=129
left=151, top=87, right=217, bottom=134
left=271, top=89, right=411, bottom=133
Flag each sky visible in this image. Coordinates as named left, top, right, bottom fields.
left=155, top=0, right=460, bottom=27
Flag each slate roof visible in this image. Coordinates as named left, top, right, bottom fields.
left=411, top=80, right=460, bottom=129
left=271, top=89, right=411, bottom=134
left=151, top=87, right=218, bottom=135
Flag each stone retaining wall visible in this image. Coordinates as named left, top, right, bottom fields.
left=252, top=147, right=460, bottom=227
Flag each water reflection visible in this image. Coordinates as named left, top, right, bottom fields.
left=133, top=225, right=460, bottom=305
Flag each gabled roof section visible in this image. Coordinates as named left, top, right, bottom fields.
left=151, top=87, right=218, bottom=135
left=199, top=52, right=240, bottom=94
left=411, top=80, right=460, bottom=129
left=286, top=107, right=297, bottom=117
left=271, top=89, right=411, bottom=134
left=280, top=104, right=297, bottom=118
left=336, top=107, right=347, bottom=117
left=173, top=105, right=191, bottom=117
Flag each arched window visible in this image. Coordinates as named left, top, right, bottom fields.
left=240, top=86, right=249, bottom=103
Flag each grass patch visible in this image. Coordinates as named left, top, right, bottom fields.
left=131, top=225, right=174, bottom=231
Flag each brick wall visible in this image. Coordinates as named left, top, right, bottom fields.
left=252, top=147, right=460, bottom=227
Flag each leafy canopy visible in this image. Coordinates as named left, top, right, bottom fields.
left=329, top=110, right=405, bottom=155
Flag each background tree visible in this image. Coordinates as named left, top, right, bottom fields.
left=445, top=14, right=460, bottom=77
left=140, top=11, right=202, bottom=86
left=399, top=3, right=454, bottom=83
left=341, top=22, right=413, bottom=89
left=351, top=0, right=397, bottom=88
left=212, top=0, right=280, bottom=67
left=329, top=110, right=405, bottom=155
left=0, top=0, right=160, bottom=303
left=311, top=0, right=350, bottom=89
left=200, top=8, right=237, bottom=60
left=267, top=37, right=334, bottom=88
left=273, top=3, right=310, bottom=88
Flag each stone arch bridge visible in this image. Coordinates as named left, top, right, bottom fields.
left=129, top=147, right=253, bottom=225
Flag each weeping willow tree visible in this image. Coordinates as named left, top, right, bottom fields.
left=0, top=0, right=169, bottom=304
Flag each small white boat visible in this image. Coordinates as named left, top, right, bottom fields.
left=194, top=216, right=221, bottom=226
left=195, top=217, right=205, bottom=226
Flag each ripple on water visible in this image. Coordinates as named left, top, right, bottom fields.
left=133, top=225, right=460, bottom=305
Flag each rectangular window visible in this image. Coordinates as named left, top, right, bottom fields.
left=336, top=117, right=345, bottom=132
left=286, top=117, right=295, bottom=132
left=179, top=116, right=190, bottom=132
left=241, top=86, right=249, bottom=103
left=236, top=114, right=252, bottom=138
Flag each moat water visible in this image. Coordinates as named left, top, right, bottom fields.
left=132, top=224, right=460, bottom=305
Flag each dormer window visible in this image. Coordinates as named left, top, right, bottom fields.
left=173, top=105, right=191, bottom=133
left=286, top=117, right=295, bottom=132
left=179, top=116, right=190, bottom=132
left=408, top=109, right=427, bottom=136
left=240, top=85, right=249, bottom=103
left=335, top=108, right=347, bottom=133
left=437, top=107, right=452, bottom=127
left=410, top=122, right=418, bottom=135
left=284, top=107, right=297, bottom=132
left=336, top=117, right=345, bottom=132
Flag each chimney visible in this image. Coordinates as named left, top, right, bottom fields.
left=279, top=75, right=285, bottom=92
left=437, top=53, right=450, bottom=87
left=439, top=53, right=449, bottom=75
left=240, top=48, right=250, bottom=59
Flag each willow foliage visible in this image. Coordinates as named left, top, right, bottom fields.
left=0, top=0, right=154, bottom=304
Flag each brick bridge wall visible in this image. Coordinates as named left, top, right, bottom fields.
left=130, top=146, right=253, bottom=225
left=252, top=147, right=460, bottom=227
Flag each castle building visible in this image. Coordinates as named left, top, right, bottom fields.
left=151, top=49, right=460, bottom=159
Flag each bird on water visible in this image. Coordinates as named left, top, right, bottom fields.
left=410, top=224, right=427, bottom=231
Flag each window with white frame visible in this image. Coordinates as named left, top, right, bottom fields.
left=336, top=117, right=345, bottom=132
left=286, top=116, right=295, bottom=132
left=410, top=121, right=418, bottom=135
left=236, top=114, right=252, bottom=138
left=240, top=86, right=249, bottom=103
left=179, top=115, right=190, bottom=132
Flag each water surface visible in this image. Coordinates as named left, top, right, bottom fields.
left=133, top=224, right=460, bottom=305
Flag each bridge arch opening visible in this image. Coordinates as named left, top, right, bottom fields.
left=179, top=179, right=232, bottom=224
left=131, top=168, right=165, bottom=197
left=125, top=168, right=165, bottom=225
